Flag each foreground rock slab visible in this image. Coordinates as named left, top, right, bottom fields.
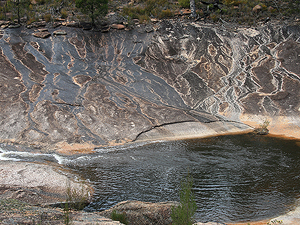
left=0, top=161, right=124, bottom=224
left=99, top=200, right=177, bottom=225
left=0, top=200, right=123, bottom=225
left=33, top=31, right=51, bottom=38
left=72, top=212, right=124, bottom=225
left=0, top=161, right=92, bottom=205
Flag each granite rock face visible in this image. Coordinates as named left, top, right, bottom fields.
left=0, top=21, right=299, bottom=152
left=138, top=22, right=300, bottom=137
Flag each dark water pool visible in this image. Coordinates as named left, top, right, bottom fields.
left=62, top=134, right=300, bottom=223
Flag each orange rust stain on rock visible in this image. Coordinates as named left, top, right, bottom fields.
left=67, top=62, right=74, bottom=69
left=72, top=75, right=92, bottom=87
left=68, top=37, right=86, bottom=58
left=208, top=44, right=217, bottom=57
left=29, top=83, right=44, bottom=102
left=108, top=139, right=131, bottom=146
left=219, top=102, right=229, bottom=113
left=227, top=220, right=268, bottom=225
left=56, top=142, right=96, bottom=155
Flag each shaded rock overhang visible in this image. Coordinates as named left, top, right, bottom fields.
left=0, top=21, right=299, bottom=153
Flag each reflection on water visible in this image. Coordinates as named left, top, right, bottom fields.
left=1, top=134, right=300, bottom=223
left=64, top=134, right=300, bottom=223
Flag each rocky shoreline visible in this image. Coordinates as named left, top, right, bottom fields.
left=1, top=159, right=300, bottom=225
left=0, top=160, right=178, bottom=224
left=0, top=160, right=122, bottom=224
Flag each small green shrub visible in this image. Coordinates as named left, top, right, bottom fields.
left=210, top=13, right=219, bottom=22
left=44, top=13, right=51, bottom=22
left=65, top=181, right=89, bottom=211
left=138, top=14, right=149, bottom=23
left=159, top=9, right=173, bottom=19
left=178, top=0, right=190, bottom=8
left=171, top=172, right=197, bottom=225
left=111, top=210, right=128, bottom=225
left=223, top=0, right=245, bottom=6
left=62, top=181, right=90, bottom=225
left=259, top=3, right=267, bottom=10
left=27, top=13, right=39, bottom=25
left=63, top=202, right=71, bottom=225
left=122, top=5, right=144, bottom=19
left=122, top=0, right=176, bottom=21
left=0, top=12, right=5, bottom=20
left=61, top=9, right=68, bottom=19
left=260, top=120, right=270, bottom=130
left=254, top=119, right=270, bottom=135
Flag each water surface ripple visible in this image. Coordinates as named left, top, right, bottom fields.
left=64, top=134, right=300, bottom=223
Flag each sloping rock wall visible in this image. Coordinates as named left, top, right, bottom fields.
left=0, top=21, right=299, bottom=152
left=137, top=21, right=300, bottom=139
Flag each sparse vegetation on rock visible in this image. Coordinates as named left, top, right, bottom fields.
left=254, top=120, right=270, bottom=135
left=0, top=0, right=298, bottom=28
left=111, top=210, right=129, bottom=225
left=65, top=180, right=90, bottom=211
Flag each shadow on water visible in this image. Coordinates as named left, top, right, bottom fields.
left=62, top=133, right=300, bottom=223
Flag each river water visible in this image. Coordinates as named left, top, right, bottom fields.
left=1, top=133, right=300, bottom=223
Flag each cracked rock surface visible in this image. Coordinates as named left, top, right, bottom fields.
left=0, top=21, right=299, bottom=152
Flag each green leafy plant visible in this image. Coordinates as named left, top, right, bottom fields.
left=171, top=172, right=197, bottom=225
left=111, top=210, right=129, bottom=225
